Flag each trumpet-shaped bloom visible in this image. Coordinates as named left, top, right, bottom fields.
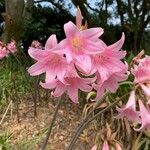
left=28, top=34, right=68, bottom=83
left=91, top=33, right=126, bottom=80
left=134, top=100, right=150, bottom=131
left=102, top=141, right=109, bottom=150
left=93, top=63, right=128, bottom=100
left=132, top=57, right=150, bottom=84
left=54, top=21, right=104, bottom=73
left=40, top=65, right=95, bottom=103
left=116, top=91, right=140, bottom=122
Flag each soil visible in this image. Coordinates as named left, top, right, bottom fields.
left=0, top=93, right=96, bottom=150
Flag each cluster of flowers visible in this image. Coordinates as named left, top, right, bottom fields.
left=28, top=8, right=128, bottom=103
left=0, top=40, right=17, bottom=59
left=117, top=52, right=150, bottom=131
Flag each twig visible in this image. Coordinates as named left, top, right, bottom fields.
left=67, top=93, right=129, bottom=150
left=40, top=97, right=62, bottom=150
left=0, top=100, right=12, bottom=125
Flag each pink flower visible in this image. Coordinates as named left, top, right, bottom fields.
left=93, top=63, right=128, bottom=100
left=102, top=141, right=109, bottom=150
left=116, top=91, right=140, bottom=122
left=91, top=33, right=126, bottom=80
left=54, top=21, right=104, bottom=73
left=0, top=46, right=7, bottom=59
left=40, top=65, right=95, bottom=103
left=28, top=34, right=68, bottom=83
left=131, top=56, right=150, bottom=84
left=6, top=40, right=17, bottom=53
left=134, top=100, right=150, bottom=131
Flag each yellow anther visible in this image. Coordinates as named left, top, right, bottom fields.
left=71, top=37, right=82, bottom=48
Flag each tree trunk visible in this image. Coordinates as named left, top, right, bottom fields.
left=2, top=0, right=33, bottom=43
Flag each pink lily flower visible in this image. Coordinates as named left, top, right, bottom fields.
left=134, top=100, right=150, bottom=131
left=131, top=56, right=150, bottom=84
left=116, top=91, right=140, bottom=123
left=53, top=21, right=104, bottom=73
left=40, top=65, right=95, bottom=103
left=93, top=63, right=128, bottom=100
left=28, top=34, right=68, bottom=83
left=91, top=33, right=126, bottom=80
left=102, top=141, right=109, bottom=150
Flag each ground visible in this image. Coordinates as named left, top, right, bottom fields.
left=0, top=93, right=95, bottom=150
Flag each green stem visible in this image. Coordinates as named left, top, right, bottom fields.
left=67, top=93, right=129, bottom=150
left=41, top=97, right=62, bottom=150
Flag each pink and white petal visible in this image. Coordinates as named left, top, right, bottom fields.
left=82, top=27, right=104, bottom=39
left=64, top=21, right=79, bottom=37
left=85, top=40, right=105, bottom=54
left=40, top=80, right=57, bottom=89
left=79, top=83, right=92, bottom=92
left=57, top=70, right=69, bottom=85
left=107, top=33, right=125, bottom=51
left=28, top=62, right=46, bottom=76
left=28, top=47, right=49, bottom=60
left=45, top=69, right=56, bottom=83
left=67, top=86, right=79, bottom=103
left=106, top=80, right=118, bottom=93
left=52, top=83, right=66, bottom=97
left=45, top=34, right=57, bottom=50
left=65, top=50, right=73, bottom=63
left=75, top=55, right=92, bottom=74
left=52, top=39, right=67, bottom=52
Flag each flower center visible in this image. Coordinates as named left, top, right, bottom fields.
left=71, top=37, right=82, bottom=49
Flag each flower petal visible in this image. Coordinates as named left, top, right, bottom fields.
left=52, top=82, right=66, bottom=97
left=107, top=33, right=125, bottom=51
left=28, top=62, right=46, bottom=76
left=45, top=34, right=57, bottom=50
left=64, top=21, right=79, bottom=37
left=82, top=28, right=104, bottom=39
left=28, top=47, right=49, bottom=61
left=67, top=86, right=79, bottom=103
